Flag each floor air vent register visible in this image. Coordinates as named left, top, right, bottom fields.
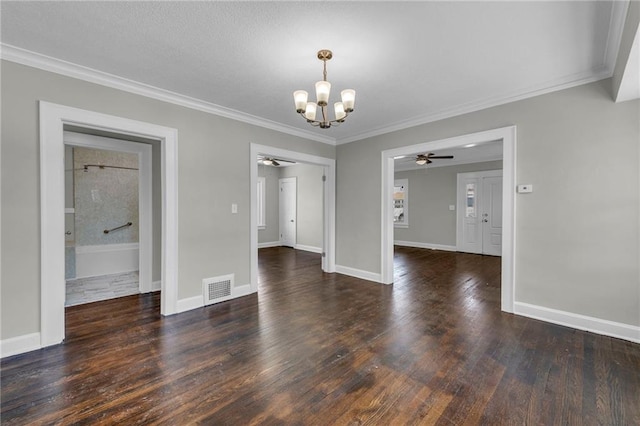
left=202, top=274, right=234, bottom=306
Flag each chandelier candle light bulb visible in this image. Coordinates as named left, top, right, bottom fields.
left=293, top=49, right=356, bottom=129
left=305, top=102, right=317, bottom=121
left=315, top=81, right=331, bottom=106
left=294, top=90, right=308, bottom=113
left=341, top=89, right=356, bottom=112
left=334, top=102, right=346, bottom=121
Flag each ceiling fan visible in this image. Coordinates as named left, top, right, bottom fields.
left=415, top=153, right=454, bottom=165
left=258, top=156, right=296, bottom=167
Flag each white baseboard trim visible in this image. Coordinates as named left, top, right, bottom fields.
left=394, top=240, right=457, bottom=251
left=233, top=284, right=253, bottom=298
left=335, top=265, right=383, bottom=284
left=176, top=295, right=204, bottom=313
left=258, top=241, right=281, bottom=248
left=1, top=332, right=41, bottom=358
left=176, top=283, right=256, bottom=314
left=151, top=280, right=162, bottom=291
left=295, top=244, right=322, bottom=254
left=514, top=302, right=640, bottom=344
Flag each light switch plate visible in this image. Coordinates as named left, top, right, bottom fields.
left=449, top=205, right=455, bottom=211
left=231, top=203, right=238, bottom=213
left=517, top=184, right=533, bottom=193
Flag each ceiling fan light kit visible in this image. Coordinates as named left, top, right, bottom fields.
left=293, top=49, right=356, bottom=129
left=260, top=157, right=295, bottom=167
left=415, top=153, right=454, bottom=166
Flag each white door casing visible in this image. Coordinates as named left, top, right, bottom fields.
left=250, top=143, right=336, bottom=293
left=456, top=170, right=503, bottom=256
left=279, top=177, right=297, bottom=248
left=39, top=101, right=178, bottom=348
left=381, top=126, right=516, bottom=313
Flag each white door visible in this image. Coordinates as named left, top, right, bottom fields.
left=456, top=170, right=502, bottom=256
left=481, top=176, right=503, bottom=256
left=458, top=175, right=482, bottom=254
left=279, top=177, right=297, bottom=248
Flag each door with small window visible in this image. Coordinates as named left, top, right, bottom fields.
left=456, top=170, right=502, bottom=256
left=393, top=179, right=408, bottom=228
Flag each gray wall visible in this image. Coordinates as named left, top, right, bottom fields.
left=279, top=164, right=324, bottom=250
left=337, top=79, right=639, bottom=327
left=395, top=161, right=502, bottom=247
left=0, top=60, right=335, bottom=340
left=258, top=163, right=324, bottom=250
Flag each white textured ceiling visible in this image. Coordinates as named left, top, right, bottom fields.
left=0, top=1, right=627, bottom=144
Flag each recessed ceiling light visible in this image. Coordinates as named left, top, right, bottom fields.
left=393, top=155, right=407, bottom=159
left=464, top=143, right=477, bottom=148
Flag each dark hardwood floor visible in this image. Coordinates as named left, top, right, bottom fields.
left=2, top=246, right=639, bottom=424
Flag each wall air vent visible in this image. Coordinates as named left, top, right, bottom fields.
left=202, top=274, right=234, bottom=306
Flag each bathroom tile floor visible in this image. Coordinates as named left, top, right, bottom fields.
left=66, top=271, right=139, bottom=307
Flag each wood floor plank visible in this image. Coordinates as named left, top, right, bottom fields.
left=2, top=246, right=639, bottom=424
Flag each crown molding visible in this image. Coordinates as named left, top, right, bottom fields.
left=336, top=66, right=612, bottom=145
left=0, top=44, right=336, bottom=146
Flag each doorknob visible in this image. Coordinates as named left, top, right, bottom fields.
left=482, top=219, right=488, bottom=223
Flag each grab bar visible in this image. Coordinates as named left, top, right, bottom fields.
left=104, top=222, right=132, bottom=234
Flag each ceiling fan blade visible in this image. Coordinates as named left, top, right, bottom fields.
left=273, top=158, right=296, bottom=164
left=427, top=159, right=432, bottom=164
left=428, top=155, right=454, bottom=159
left=272, top=159, right=280, bottom=166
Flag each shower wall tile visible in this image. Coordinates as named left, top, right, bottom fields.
left=74, top=147, right=139, bottom=246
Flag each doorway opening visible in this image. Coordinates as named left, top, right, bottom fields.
left=382, top=126, right=516, bottom=313
left=250, top=144, right=336, bottom=293
left=63, top=131, right=156, bottom=307
left=39, top=101, right=178, bottom=348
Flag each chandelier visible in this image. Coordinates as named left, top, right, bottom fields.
left=293, top=49, right=356, bottom=129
